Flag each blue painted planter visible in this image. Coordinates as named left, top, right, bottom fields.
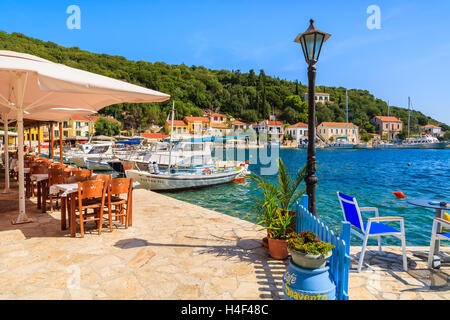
left=282, top=258, right=336, bottom=300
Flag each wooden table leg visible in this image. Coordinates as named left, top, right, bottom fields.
left=37, top=181, right=41, bottom=209
left=128, top=193, right=132, bottom=227
left=42, top=180, right=48, bottom=213
left=61, top=195, right=66, bottom=230
left=70, top=193, right=76, bottom=237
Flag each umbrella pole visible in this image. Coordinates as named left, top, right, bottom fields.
left=59, top=122, right=63, bottom=164
left=12, top=73, right=32, bottom=225
left=2, top=113, right=10, bottom=194
left=50, top=123, right=54, bottom=161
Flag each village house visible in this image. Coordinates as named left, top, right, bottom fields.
left=164, top=120, right=189, bottom=137
left=371, top=116, right=403, bottom=140
left=209, top=113, right=227, bottom=124
left=421, top=124, right=443, bottom=138
left=184, top=116, right=210, bottom=135
left=285, top=122, right=308, bottom=144
left=254, top=119, right=284, bottom=142
left=141, top=132, right=169, bottom=142
left=302, top=92, right=331, bottom=104
left=230, top=120, right=248, bottom=131
left=207, top=123, right=230, bottom=137
left=317, top=122, right=359, bottom=143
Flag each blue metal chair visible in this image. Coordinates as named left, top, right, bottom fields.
left=337, top=192, right=407, bottom=272
left=428, top=217, right=450, bottom=268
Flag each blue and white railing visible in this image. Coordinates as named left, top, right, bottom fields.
left=296, top=194, right=351, bottom=300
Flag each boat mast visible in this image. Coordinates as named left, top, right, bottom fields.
left=168, top=101, right=175, bottom=174
left=408, top=97, right=411, bottom=139
left=387, top=101, right=390, bottom=143
left=346, top=90, right=349, bottom=142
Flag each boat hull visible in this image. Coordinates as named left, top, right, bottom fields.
left=125, top=169, right=242, bottom=191
left=85, top=159, right=114, bottom=171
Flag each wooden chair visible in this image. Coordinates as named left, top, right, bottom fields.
left=105, top=178, right=133, bottom=232
left=72, top=169, right=92, bottom=178
left=92, top=174, right=112, bottom=182
left=75, top=180, right=107, bottom=237
left=30, top=164, right=49, bottom=199
left=48, top=168, right=70, bottom=213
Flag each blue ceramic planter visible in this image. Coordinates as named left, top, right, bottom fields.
left=282, top=258, right=336, bottom=300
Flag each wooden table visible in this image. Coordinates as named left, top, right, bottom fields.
left=49, top=182, right=137, bottom=237
left=30, top=173, right=49, bottom=213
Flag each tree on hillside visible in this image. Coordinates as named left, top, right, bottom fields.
left=94, top=118, right=121, bottom=136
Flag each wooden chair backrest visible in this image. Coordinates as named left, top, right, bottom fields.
left=49, top=168, right=70, bottom=185
left=64, top=175, right=88, bottom=184
left=93, top=174, right=112, bottom=182
left=31, top=164, right=49, bottom=174
left=51, top=163, right=66, bottom=169
left=78, top=180, right=106, bottom=200
left=64, top=167, right=80, bottom=175
left=109, top=178, right=132, bottom=196
left=73, top=169, right=92, bottom=178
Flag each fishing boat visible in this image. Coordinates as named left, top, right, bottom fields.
left=125, top=102, right=249, bottom=191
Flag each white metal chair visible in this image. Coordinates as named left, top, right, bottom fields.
left=427, top=217, right=450, bottom=269
left=337, top=192, right=408, bottom=272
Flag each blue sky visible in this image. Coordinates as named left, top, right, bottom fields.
left=1, top=0, right=449, bottom=124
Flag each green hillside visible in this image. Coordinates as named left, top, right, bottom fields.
left=0, top=31, right=448, bottom=140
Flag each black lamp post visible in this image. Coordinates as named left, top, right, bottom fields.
left=294, top=19, right=331, bottom=218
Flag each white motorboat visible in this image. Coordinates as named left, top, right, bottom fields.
left=372, top=142, right=397, bottom=149
left=398, top=135, right=449, bottom=149
left=69, top=142, right=114, bottom=170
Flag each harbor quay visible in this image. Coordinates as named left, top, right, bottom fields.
left=0, top=179, right=448, bottom=300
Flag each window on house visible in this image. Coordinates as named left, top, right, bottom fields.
left=76, top=131, right=81, bottom=136
left=63, top=122, right=69, bottom=129
left=63, top=131, right=68, bottom=138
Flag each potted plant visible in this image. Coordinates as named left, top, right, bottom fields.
left=249, top=159, right=306, bottom=258
left=287, top=231, right=335, bottom=269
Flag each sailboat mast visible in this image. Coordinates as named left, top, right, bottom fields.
left=168, top=101, right=175, bottom=173
left=346, top=90, right=349, bottom=141
left=387, top=101, right=390, bottom=143
left=408, top=97, right=411, bottom=139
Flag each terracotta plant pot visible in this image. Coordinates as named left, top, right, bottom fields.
left=268, top=238, right=289, bottom=260
left=262, top=236, right=269, bottom=248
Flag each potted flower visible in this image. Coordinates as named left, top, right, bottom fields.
left=249, top=159, right=306, bottom=258
left=287, top=231, right=335, bottom=269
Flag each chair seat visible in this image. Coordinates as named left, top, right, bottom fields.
left=363, top=222, right=400, bottom=235
left=437, top=232, right=450, bottom=239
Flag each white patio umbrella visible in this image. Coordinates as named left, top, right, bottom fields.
left=0, top=50, right=170, bottom=224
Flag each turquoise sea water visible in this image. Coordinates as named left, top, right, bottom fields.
left=164, top=148, right=450, bottom=246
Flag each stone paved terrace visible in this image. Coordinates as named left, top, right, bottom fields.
left=0, top=178, right=448, bottom=300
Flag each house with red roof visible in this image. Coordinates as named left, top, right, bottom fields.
left=371, top=116, right=403, bottom=140
left=184, top=116, right=210, bottom=134
left=164, top=119, right=189, bottom=136
left=254, top=119, right=285, bottom=142
left=317, top=122, right=359, bottom=143
left=285, top=122, right=308, bottom=143
left=421, top=124, right=443, bottom=138
left=230, top=120, right=248, bottom=131
left=141, top=132, right=169, bottom=141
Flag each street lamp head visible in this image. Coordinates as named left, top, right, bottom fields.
left=294, top=19, right=331, bottom=65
